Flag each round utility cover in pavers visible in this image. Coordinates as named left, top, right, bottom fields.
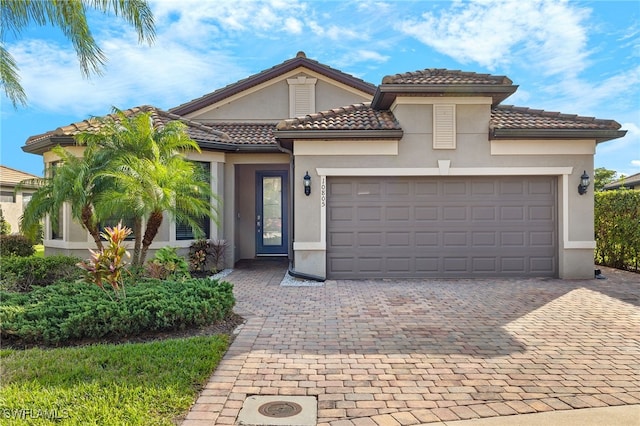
left=258, top=401, right=303, bottom=418
left=238, top=395, right=317, bottom=426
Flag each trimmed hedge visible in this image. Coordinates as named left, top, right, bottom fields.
left=0, top=278, right=235, bottom=345
left=595, top=189, right=640, bottom=271
left=0, top=255, right=83, bottom=292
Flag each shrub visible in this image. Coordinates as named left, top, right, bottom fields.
left=189, top=239, right=227, bottom=273
left=0, top=278, right=235, bottom=345
left=147, top=246, right=190, bottom=280
left=0, top=234, right=35, bottom=257
left=0, top=208, right=10, bottom=235
left=0, top=255, right=83, bottom=292
left=595, top=189, right=640, bottom=271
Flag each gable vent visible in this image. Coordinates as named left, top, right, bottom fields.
left=433, top=104, right=456, bottom=149
left=288, top=76, right=317, bottom=118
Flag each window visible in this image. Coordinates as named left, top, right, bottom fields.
left=176, top=162, right=211, bottom=240
left=51, top=206, right=63, bottom=240
left=0, top=191, right=15, bottom=203
left=433, top=104, right=456, bottom=149
left=49, top=162, right=63, bottom=240
left=22, top=193, right=33, bottom=209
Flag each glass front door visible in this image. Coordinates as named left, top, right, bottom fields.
left=256, top=171, right=288, bottom=255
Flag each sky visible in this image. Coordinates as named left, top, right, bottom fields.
left=1, top=0, right=639, bottom=178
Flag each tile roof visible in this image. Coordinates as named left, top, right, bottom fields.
left=276, top=103, right=401, bottom=131
left=170, top=51, right=377, bottom=116
left=0, top=165, right=40, bottom=184
left=382, top=69, right=512, bottom=85
left=25, top=106, right=232, bottom=146
left=206, top=123, right=276, bottom=146
left=490, top=105, right=623, bottom=130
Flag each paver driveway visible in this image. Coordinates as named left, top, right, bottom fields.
left=183, top=261, right=640, bottom=425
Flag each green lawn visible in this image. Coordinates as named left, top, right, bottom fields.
left=34, top=244, right=44, bottom=257
left=0, top=335, right=228, bottom=425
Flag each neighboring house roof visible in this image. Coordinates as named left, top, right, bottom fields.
left=490, top=105, right=626, bottom=143
left=372, top=68, right=518, bottom=109
left=0, top=165, right=40, bottom=187
left=170, top=51, right=377, bottom=116
left=274, top=102, right=403, bottom=140
left=603, top=172, right=640, bottom=190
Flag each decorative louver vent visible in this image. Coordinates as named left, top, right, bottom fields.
left=433, top=104, right=456, bottom=149
left=288, top=76, right=317, bottom=118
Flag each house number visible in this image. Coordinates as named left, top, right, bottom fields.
left=321, top=176, right=326, bottom=208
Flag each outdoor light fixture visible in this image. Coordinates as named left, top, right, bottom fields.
left=303, top=171, right=311, bottom=196
left=578, top=170, right=590, bottom=195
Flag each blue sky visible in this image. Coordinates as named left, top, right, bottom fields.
left=1, top=0, right=639, bottom=177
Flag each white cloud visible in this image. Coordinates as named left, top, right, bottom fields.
left=397, top=0, right=590, bottom=76
left=631, top=160, right=640, bottom=167
left=8, top=37, right=243, bottom=115
left=284, top=17, right=303, bottom=34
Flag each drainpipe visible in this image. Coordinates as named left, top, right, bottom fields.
left=276, top=139, right=325, bottom=282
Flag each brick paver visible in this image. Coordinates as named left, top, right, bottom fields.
left=183, top=261, right=639, bottom=424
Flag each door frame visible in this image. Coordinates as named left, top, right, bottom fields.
left=255, top=170, right=289, bottom=256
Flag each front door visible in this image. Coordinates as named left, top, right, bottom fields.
left=256, top=171, right=288, bottom=255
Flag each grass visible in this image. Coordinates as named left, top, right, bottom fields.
left=0, top=335, right=229, bottom=425
left=34, top=244, right=44, bottom=257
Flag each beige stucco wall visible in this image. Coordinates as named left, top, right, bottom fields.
left=0, top=186, right=34, bottom=234
left=186, top=68, right=372, bottom=122
left=291, top=97, right=598, bottom=280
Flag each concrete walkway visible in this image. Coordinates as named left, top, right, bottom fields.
left=183, top=260, right=640, bottom=425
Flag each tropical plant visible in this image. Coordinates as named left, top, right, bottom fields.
left=189, top=238, right=227, bottom=273
left=77, top=222, right=131, bottom=300
left=79, top=108, right=217, bottom=266
left=1, top=0, right=155, bottom=107
left=146, top=246, right=190, bottom=280
left=18, top=145, right=106, bottom=249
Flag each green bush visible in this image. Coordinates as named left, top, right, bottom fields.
left=0, top=255, right=83, bottom=292
left=595, top=189, right=640, bottom=271
left=0, top=278, right=235, bottom=345
left=0, top=234, right=35, bottom=257
left=146, top=246, right=190, bottom=280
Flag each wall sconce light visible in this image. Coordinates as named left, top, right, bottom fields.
left=578, top=170, right=590, bottom=195
left=303, top=171, right=311, bottom=196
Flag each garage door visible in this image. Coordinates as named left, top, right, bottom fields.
left=326, top=176, right=557, bottom=279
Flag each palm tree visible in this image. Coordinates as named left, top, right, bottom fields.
left=1, top=0, right=155, bottom=107
left=79, top=108, right=217, bottom=266
left=19, top=145, right=106, bottom=249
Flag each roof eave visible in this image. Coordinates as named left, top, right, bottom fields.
left=197, top=141, right=280, bottom=153
left=372, top=84, right=518, bottom=109
left=273, top=129, right=404, bottom=140
left=22, top=136, right=76, bottom=155
left=490, top=129, right=627, bottom=143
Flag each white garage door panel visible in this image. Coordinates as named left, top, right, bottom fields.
left=326, top=176, right=557, bottom=279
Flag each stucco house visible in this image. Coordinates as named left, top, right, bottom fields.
left=22, top=52, right=626, bottom=279
left=0, top=165, right=39, bottom=234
